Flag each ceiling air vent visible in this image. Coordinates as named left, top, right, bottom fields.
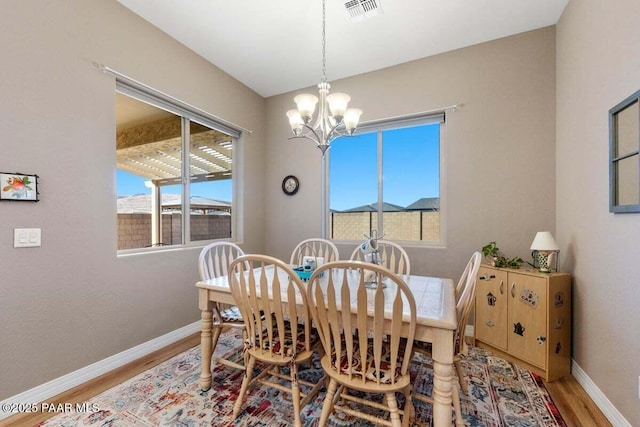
left=343, top=0, right=383, bottom=23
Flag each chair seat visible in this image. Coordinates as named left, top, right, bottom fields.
left=249, top=320, right=320, bottom=357
left=219, top=306, right=244, bottom=323
left=329, top=341, right=408, bottom=384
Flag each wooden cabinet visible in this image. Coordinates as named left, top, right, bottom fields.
left=474, top=265, right=571, bottom=381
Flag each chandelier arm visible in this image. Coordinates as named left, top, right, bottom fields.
left=300, top=123, right=325, bottom=145
left=288, top=134, right=323, bottom=145
left=287, top=122, right=326, bottom=146
left=325, top=121, right=350, bottom=141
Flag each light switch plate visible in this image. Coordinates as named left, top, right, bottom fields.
left=14, top=228, right=41, bottom=247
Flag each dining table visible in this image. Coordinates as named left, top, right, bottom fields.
left=195, top=266, right=457, bottom=427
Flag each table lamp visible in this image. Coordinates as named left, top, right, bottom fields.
left=530, top=231, right=559, bottom=273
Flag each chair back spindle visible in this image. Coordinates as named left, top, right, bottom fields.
left=290, top=238, right=339, bottom=266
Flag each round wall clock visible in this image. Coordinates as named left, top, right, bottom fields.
left=282, top=175, right=299, bottom=196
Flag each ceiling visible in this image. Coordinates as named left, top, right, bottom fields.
left=117, top=0, right=568, bottom=98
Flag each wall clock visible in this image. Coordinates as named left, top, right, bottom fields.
left=282, top=175, right=299, bottom=196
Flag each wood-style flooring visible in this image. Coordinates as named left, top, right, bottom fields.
left=0, top=333, right=612, bottom=427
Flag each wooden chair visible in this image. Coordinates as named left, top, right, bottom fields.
left=227, top=254, right=325, bottom=427
left=349, top=240, right=411, bottom=275
left=198, top=241, right=246, bottom=371
left=307, top=261, right=417, bottom=427
left=290, top=238, right=340, bottom=266
left=412, top=251, right=482, bottom=427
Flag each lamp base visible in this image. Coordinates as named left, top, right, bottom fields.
left=533, top=251, right=557, bottom=273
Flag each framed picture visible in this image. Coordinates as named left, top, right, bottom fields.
left=0, top=172, right=39, bottom=201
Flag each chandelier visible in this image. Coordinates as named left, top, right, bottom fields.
left=286, top=0, right=363, bottom=156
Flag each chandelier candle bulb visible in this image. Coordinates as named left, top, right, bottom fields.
left=344, top=108, right=363, bottom=133
left=326, top=92, right=351, bottom=119
left=293, top=94, right=319, bottom=122
left=286, top=110, right=304, bottom=135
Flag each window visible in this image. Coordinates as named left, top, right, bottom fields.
left=115, top=79, right=240, bottom=251
left=329, top=113, right=444, bottom=244
left=610, top=89, right=640, bottom=213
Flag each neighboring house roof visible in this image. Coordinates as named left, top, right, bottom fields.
left=406, top=197, right=440, bottom=211
left=336, top=198, right=440, bottom=213
left=340, top=202, right=406, bottom=213
left=117, top=194, right=230, bottom=214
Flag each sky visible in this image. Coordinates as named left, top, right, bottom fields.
left=329, top=123, right=440, bottom=211
left=116, top=123, right=439, bottom=210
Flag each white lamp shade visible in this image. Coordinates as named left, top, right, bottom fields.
left=530, top=231, right=559, bottom=251
left=343, top=108, right=363, bottom=131
left=326, top=92, right=351, bottom=118
left=293, top=94, right=318, bottom=121
left=286, top=109, right=304, bottom=132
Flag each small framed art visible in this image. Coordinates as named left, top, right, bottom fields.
left=0, top=172, right=39, bottom=201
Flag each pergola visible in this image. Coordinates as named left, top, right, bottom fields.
left=116, top=116, right=232, bottom=185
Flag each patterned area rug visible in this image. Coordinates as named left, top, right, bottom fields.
left=38, top=331, right=566, bottom=426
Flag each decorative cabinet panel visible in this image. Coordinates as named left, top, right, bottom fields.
left=474, top=265, right=571, bottom=381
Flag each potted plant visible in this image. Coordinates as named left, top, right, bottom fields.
left=482, top=241, right=524, bottom=269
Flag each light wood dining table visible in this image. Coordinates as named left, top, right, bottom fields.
left=195, top=267, right=457, bottom=427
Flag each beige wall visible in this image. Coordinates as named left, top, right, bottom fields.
left=557, top=0, right=640, bottom=425
left=0, top=0, right=265, bottom=399
left=265, top=27, right=557, bottom=282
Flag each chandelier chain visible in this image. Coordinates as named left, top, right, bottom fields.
left=321, top=0, right=327, bottom=83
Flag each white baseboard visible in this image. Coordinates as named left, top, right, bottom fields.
left=0, top=321, right=200, bottom=421
left=467, top=325, right=631, bottom=427
left=571, top=360, right=632, bottom=427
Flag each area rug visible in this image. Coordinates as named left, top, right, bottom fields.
left=37, top=331, right=566, bottom=427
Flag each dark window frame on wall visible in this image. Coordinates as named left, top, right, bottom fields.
left=609, top=89, right=640, bottom=213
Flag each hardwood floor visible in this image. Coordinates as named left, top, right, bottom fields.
left=545, top=376, right=612, bottom=427
left=0, top=334, right=201, bottom=427
left=0, top=334, right=611, bottom=427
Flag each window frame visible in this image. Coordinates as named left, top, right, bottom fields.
left=115, top=77, right=242, bottom=253
left=327, top=112, right=446, bottom=247
left=609, top=89, right=640, bottom=213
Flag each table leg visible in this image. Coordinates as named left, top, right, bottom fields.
left=199, top=307, right=213, bottom=391
left=431, top=328, right=454, bottom=427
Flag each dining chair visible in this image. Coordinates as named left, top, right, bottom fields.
left=289, top=238, right=340, bottom=266
left=412, top=251, right=482, bottom=427
left=349, top=239, right=411, bottom=275
left=198, top=241, right=246, bottom=371
left=227, top=254, right=325, bottom=427
left=307, top=260, right=417, bottom=427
